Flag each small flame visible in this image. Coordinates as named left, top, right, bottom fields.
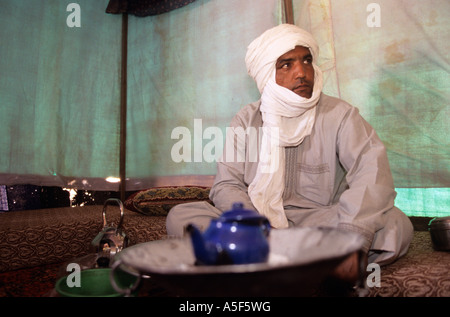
left=105, top=177, right=121, bottom=183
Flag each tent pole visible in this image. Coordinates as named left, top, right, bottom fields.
left=284, top=0, right=294, bottom=24
left=119, top=13, right=128, bottom=202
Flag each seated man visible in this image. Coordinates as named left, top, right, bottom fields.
left=166, top=24, right=413, bottom=282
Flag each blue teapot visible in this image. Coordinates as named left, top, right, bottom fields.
left=186, top=202, right=271, bottom=265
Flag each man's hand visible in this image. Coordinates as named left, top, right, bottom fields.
left=331, top=251, right=367, bottom=284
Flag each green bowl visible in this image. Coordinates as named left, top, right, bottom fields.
left=55, top=268, right=138, bottom=297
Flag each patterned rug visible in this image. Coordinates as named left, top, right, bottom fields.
left=0, top=260, right=175, bottom=297
left=0, top=231, right=448, bottom=297
left=367, top=231, right=450, bottom=297
left=0, top=262, right=62, bottom=297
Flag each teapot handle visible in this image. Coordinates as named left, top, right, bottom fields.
left=102, top=198, right=124, bottom=229
left=261, top=219, right=271, bottom=237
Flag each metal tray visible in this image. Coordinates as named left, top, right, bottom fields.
left=111, top=227, right=364, bottom=296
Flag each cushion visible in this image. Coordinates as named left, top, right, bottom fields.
left=124, top=186, right=212, bottom=216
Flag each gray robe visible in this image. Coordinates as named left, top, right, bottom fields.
left=167, top=94, right=413, bottom=265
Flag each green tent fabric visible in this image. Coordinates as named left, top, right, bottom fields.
left=0, top=0, right=448, bottom=217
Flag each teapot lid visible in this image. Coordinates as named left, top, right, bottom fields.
left=219, top=202, right=267, bottom=223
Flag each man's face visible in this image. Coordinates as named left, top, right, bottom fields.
left=275, top=46, right=315, bottom=99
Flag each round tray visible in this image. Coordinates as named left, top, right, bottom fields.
left=113, top=227, right=364, bottom=296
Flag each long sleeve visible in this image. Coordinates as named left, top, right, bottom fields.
left=209, top=103, right=261, bottom=212
left=332, top=106, right=397, bottom=253
left=210, top=154, right=256, bottom=213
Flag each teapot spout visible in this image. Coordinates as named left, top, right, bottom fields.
left=186, top=224, right=218, bottom=265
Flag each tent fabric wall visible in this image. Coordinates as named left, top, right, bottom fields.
left=293, top=0, right=449, bottom=217
left=0, top=0, right=448, bottom=217
left=125, top=0, right=282, bottom=187
left=0, top=0, right=283, bottom=191
left=0, top=0, right=122, bottom=190
left=295, top=0, right=449, bottom=188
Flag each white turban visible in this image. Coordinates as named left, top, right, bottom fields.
left=245, top=24, right=324, bottom=229
left=245, top=23, right=320, bottom=93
